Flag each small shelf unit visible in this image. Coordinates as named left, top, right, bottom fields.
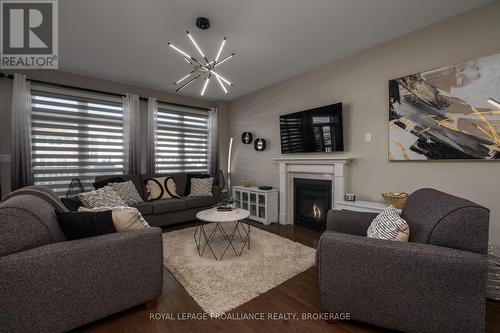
left=232, top=186, right=279, bottom=225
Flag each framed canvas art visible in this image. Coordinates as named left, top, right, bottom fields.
left=389, top=53, right=500, bottom=160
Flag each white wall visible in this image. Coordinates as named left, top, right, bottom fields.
left=227, top=1, right=500, bottom=244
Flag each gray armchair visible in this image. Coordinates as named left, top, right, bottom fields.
left=317, top=188, right=489, bottom=333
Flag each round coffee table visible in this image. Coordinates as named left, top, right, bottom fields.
left=194, top=208, right=250, bottom=260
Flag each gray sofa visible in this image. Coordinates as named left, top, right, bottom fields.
left=95, top=172, right=222, bottom=227
left=0, top=186, right=163, bottom=333
left=317, top=188, right=489, bottom=333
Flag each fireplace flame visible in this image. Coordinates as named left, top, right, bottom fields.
left=312, top=203, right=321, bottom=220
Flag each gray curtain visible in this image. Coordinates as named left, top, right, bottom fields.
left=208, top=107, right=219, bottom=177
left=122, top=93, right=140, bottom=174
left=11, top=74, right=34, bottom=190
left=146, top=97, right=158, bottom=174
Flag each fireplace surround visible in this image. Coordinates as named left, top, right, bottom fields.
left=294, top=178, right=331, bottom=231
left=274, top=157, right=351, bottom=225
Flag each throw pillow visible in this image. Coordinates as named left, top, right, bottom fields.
left=184, top=173, right=211, bottom=196
left=164, top=176, right=180, bottom=198
left=79, top=206, right=150, bottom=231
left=188, top=177, right=214, bottom=197
left=108, top=180, right=143, bottom=205
left=367, top=205, right=410, bottom=242
left=78, top=186, right=126, bottom=209
left=92, top=176, right=125, bottom=190
left=56, top=210, right=116, bottom=240
left=145, top=176, right=180, bottom=201
left=60, top=196, right=82, bottom=212
left=145, top=177, right=168, bottom=201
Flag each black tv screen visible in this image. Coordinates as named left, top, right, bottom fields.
left=280, top=103, right=343, bottom=153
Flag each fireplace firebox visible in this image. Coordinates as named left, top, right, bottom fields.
left=293, top=178, right=331, bottom=231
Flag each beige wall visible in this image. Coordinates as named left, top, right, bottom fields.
left=0, top=70, right=220, bottom=196
left=227, top=1, right=500, bottom=244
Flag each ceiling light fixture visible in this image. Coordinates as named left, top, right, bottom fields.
left=168, top=17, right=235, bottom=96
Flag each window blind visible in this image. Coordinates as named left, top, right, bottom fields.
left=31, top=85, right=124, bottom=196
left=155, top=103, right=209, bottom=174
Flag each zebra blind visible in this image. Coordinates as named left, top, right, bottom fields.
left=31, top=85, right=124, bottom=196
left=155, top=103, right=209, bottom=174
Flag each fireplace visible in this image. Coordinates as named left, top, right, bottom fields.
left=293, top=178, right=331, bottom=231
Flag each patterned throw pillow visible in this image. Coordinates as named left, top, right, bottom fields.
left=78, top=186, right=126, bottom=209
left=108, top=180, right=143, bottom=205
left=145, top=177, right=180, bottom=201
left=79, top=206, right=150, bottom=231
left=188, top=177, right=214, bottom=197
left=367, top=205, right=410, bottom=242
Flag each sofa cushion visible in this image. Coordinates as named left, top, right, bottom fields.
left=184, top=173, right=211, bottom=196
left=185, top=196, right=217, bottom=209
left=56, top=210, right=117, bottom=240
left=132, top=202, right=153, bottom=216
left=367, top=206, right=410, bottom=242
left=151, top=198, right=187, bottom=214
left=108, top=180, right=144, bottom=205
left=79, top=186, right=126, bottom=209
left=141, top=173, right=189, bottom=200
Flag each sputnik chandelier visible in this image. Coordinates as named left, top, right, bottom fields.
left=168, top=17, right=235, bottom=96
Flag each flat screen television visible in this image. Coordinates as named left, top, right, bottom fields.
left=280, top=103, right=343, bottom=153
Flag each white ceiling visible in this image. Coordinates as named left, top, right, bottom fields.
left=59, top=0, right=491, bottom=101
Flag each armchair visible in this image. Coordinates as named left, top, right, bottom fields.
left=317, top=188, right=489, bottom=333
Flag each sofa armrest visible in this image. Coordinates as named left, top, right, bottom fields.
left=326, top=209, right=378, bottom=235
left=212, top=185, right=222, bottom=202
left=317, top=231, right=487, bottom=333
left=0, top=227, right=164, bottom=333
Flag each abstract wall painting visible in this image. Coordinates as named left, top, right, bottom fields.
left=389, top=53, right=500, bottom=161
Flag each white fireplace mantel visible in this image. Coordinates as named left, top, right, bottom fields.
left=273, top=157, right=352, bottom=225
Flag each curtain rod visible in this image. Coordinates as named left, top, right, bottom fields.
left=0, top=72, right=211, bottom=111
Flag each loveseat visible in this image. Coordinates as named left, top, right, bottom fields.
left=94, top=172, right=222, bottom=227
left=0, top=186, right=163, bottom=333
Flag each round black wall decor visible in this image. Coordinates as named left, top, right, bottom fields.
left=241, top=132, right=253, bottom=144
left=254, top=138, right=266, bottom=151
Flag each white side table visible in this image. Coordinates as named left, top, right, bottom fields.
left=336, top=200, right=402, bottom=214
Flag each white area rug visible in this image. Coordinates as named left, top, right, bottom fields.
left=162, top=224, right=316, bottom=314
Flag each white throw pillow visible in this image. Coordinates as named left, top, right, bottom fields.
left=78, top=186, right=126, bottom=209
left=108, top=180, right=143, bottom=205
left=145, top=177, right=180, bottom=201
left=367, top=205, right=410, bottom=242
left=78, top=206, right=150, bottom=231
left=188, top=177, right=214, bottom=197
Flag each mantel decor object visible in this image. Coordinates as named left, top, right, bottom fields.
left=241, top=132, right=253, bottom=144
left=254, top=138, right=266, bottom=151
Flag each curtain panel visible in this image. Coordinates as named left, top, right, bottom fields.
left=122, top=93, right=140, bottom=174
left=11, top=74, right=34, bottom=190
left=146, top=97, right=158, bottom=174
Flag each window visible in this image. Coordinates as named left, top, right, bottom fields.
left=155, top=103, right=209, bottom=174
left=31, top=85, right=124, bottom=196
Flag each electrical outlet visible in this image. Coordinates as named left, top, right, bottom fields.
left=364, top=132, right=372, bottom=142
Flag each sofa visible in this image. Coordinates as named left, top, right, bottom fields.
left=94, top=172, right=222, bottom=227
left=317, top=188, right=489, bottom=333
left=0, top=186, right=163, bottom=333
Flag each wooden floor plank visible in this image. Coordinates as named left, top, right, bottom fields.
left=72, top=220, right=500, bottom=333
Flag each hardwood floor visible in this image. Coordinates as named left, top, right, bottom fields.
left=74, top=221, right=500, bottom=333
